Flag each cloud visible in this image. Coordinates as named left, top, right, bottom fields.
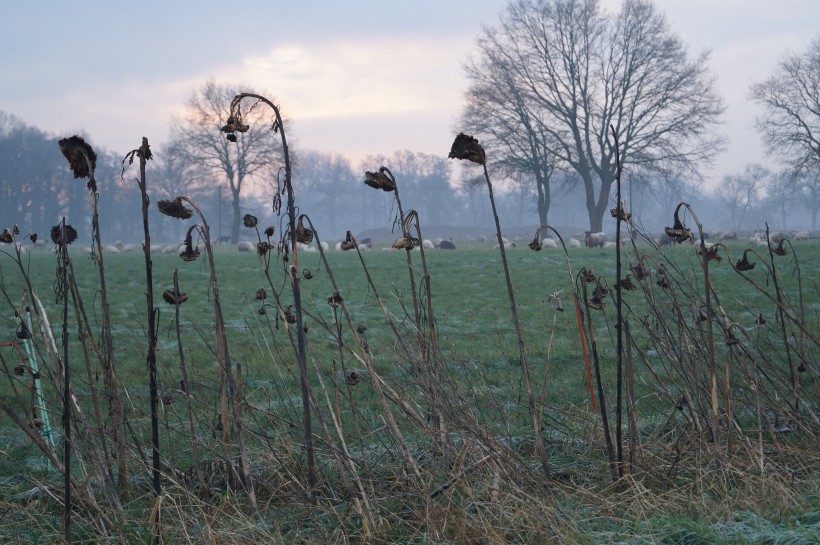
left=214, top=37, right=474, bottom=120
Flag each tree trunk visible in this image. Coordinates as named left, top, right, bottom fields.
left=535, top=173, right=550, bottom=226
left=584, top=180, right=613, bottom=233
left=230, top=189, right=241, bottom=244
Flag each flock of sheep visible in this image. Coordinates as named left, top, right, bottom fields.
left=1, top=230, right=814, bottom=257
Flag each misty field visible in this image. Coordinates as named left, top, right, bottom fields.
left=0, top=234, right=817, bottom=543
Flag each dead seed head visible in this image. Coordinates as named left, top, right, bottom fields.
left=157, top=197, right=193, bottom=220
left=50, top=224, right=78, bottom=246
left=630, top=262, right=650, bottom=280
left=664, top=205, right=693, bottom=243
left=162, top=290, right=188, bottom=306
left=255, top=288, right=266, bottom=301
left=580, top=270, right=596, bottom=284
left=295, top=215, right=314, bottom=244
left=303, top=268, right=313, bottom=280
left=528, top=237, right=542, bottom=251
left=0, top=228, right=12, bottom=244
left=357, top=324, right=366, bottom=334
left=593, top=281, right=609, bottom=299
left=29, top=233, right=38, bottom=244
left=346, top=371, right=360, bottom=386
left=243, top=214, right=258, bottom=228
left=221, top=115, right=250, bottom=142
left=734, top=250, right=756, bottom=272
left=392, top=236, right=418, bottom=250
left=58, top=135, right=97, bottom=179
left=264, top=226, right=275, bottom=238
left=588, top=296, right=605, bottom=310
left=700, top=243, right=723, bottom=262
left=448, top=133, right=485, bottom=164
left=284, top=305, right=296, bottom=323
left=257, top=241, right=274, bottom=256
left=772, top=240, right=788, bottom=256
left=617, top=274, right=637, bottom=291
left=341, top=230, right=357, bottom=251
left=327, top=291, right=343, bottom=308
left=179, top=239, right=200, bottom=262
left=610, top=202, right=631, bottom=221
left=14, top=365, right=25, bottom=376
left=364, top=170, right=396, bottom=192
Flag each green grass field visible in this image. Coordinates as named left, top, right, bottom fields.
left=0, top=236, right=817, bottom=543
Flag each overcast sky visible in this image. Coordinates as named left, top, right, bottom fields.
left=2, top=0, right=818, bottom=189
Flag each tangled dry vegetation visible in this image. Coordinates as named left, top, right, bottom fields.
left=0, top=101, right=816, bottom=544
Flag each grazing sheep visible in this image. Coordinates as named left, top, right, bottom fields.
left=477, top=235, right=487, bottom=242
left=584, top=231, right=606, bottom=248
left=335, top=241, right=343, bottom=251
left=319, top=240, right=329, bottom=252
left=122, top=243, right=138, bottom=253
left=540, top=238, right=558, bottom=249
left=150, top=244, right=162, bottom=253
left=720, top=231, right=737, bottom=240
left=84, top=246, right=93, bottom=254
left=438, top=239, right=456, bottom=250
left=104, top=245, right=120, bottom=254
left=658, top=232, right=674, bottom=246
left=357, top=243, right=370, bottom=251
left=237, top=241, right=253, bottom=252
left=768, top=231, right=791, bottom=243
left=793, top=231, right=810, bottom=240
left=297, top=242, right=317, bottom=253
left=492, top=241, right=517, bottom=250
left=568, top=238, right=582, bottom=248
left=422, top=239, right=435, bottom=250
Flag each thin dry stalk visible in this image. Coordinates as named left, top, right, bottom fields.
left=60, top=138, right=129, bottom=495
left=449, top=133, right=548, bottom=478
left=224, top=92, right=316, bottom=494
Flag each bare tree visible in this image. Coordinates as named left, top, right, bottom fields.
left=462, top=40, right=559, bottom=226
left=170, top=80, right=283, bottom=243
left=461, top=0, right=725, bottom=231
left=764, top=170, right=802, bottom=229
left=751, top=36, right=820, bottom=174
left=717, top=164, right=769, bottom=231
left=799, top=167, right=820, bottom=229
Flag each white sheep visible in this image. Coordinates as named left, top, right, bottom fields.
left=568, top=238, right=582, bottom=248
left=540, top=238, right=558, bottom=249
left=585, top=231, right=606, bottom=248
left=122, top=243, right=138, bottom=253
left=358, top=243, right=370, bottom=251
left=237, top=241, right=253, bottom=252
left=104, top=245, right=121, bottom=254
left=793, top=231, right=810, bottom=240
left=319, top=240, right=329, bottom=252
left=768, top=231, right=791, bottom=243
left=492, top=241, right=517, bottom=250
left=335, top=241, right=343, bottom=251
left=422, top=239, right=435, bottom=250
